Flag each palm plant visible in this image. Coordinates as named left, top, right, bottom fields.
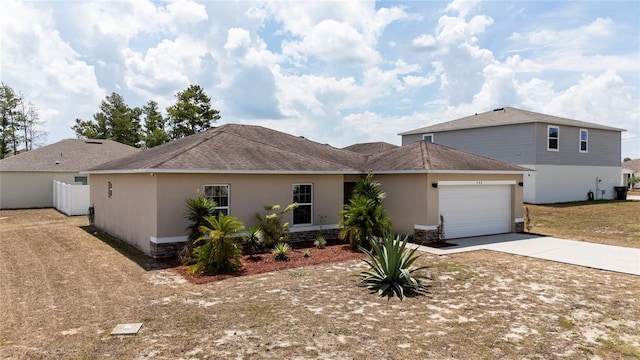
left=181, top=194, right=216, bottom=263
left=352, top=172, right=386, bottom=205
left=339, top=195, right=392, bottom=251
left=188, top=214, right=245, bottom=275
left=358, top=234, right=430, bottom=300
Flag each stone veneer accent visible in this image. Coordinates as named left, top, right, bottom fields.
left=288, top=229, right=340, bottom=243
left=149, top=228, right=343, bottom=259
left=150, top=241, right=185, bottom=259
left=411, top=228, right=441, bottom=245
left=515, top=221, right=524, bottom=233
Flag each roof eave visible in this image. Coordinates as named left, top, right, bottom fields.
left=362, top=169, right=532, bottom=175
left=82, top=169, right=363, bottom=175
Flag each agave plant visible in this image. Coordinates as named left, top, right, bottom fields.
left=188, top=214, right=245, bottom=275
left=358, top=234, right=430, bottom=300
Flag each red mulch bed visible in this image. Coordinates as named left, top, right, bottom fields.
left=174, top=244, right=364, bottom=284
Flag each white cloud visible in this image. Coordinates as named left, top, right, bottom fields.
left=0, top=0, right=104, bottom=138
left=444, top=0, right=480, bottom=18
left=412, top=34, right=437, bottom=49
left=282, top=19, right=381, bottom=66
left=122, top=37, right=208, bottom=102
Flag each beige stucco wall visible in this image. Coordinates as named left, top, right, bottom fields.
left=373, top=173, right=430, bottom=236
left=0, top=171, right=84, bottom=209
left=90, top=172, right=345, bottom=256
left=373, top=172, right=524, bottom=236
left=90, top=173, right=158, bottom=255
left=155, top=173, right=345, bottom=239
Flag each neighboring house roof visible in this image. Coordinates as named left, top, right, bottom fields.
left=87, top=124, right=528, bottom=174
left=343, top=142, right=398, bottom=155
left=0, top=139, right=140, bottom=172
left=399, top=107, right=625, bottom=135
left=365, top=140, right=530, bottom=172
left=622, top=159, right=640, bottom=173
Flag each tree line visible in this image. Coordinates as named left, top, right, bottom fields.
left=0, top=83, right=47, bottom=159
left=72, top=84, right=220, bottom=148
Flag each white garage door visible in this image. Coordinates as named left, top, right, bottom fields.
left=439, top=185, right=511, bottom=239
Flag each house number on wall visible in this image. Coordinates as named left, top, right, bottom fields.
left=476, top=181, right=483, bottom=185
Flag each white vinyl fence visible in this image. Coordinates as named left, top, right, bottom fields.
left=53, top=180, right=90, bottom=216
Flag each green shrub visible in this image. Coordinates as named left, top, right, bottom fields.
left=313, top=234, right=327, bottom=249
left=256, top=204, right=297, bottom=247
left=352, top=172, right=386, bottom=205
left=272, top=242, right=291, bottom=262
left=302, top=249, right=311, bottom=258
left=188, top=214, right=245, bottom=275
left=339, top=195, right=392, bottom=251
left=181, top=194, right=217, bottom=263
left=358, top=234, right=430, bottom=300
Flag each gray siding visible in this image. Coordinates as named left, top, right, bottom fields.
left=402, top=133, right=424, bottom=145
left=534, top=123, right=621, bottom=166
left=409, top=123, right=537, bottom=165
left=400, top=123, right=621, bottom=167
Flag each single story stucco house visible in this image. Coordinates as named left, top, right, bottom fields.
left=0, top=139, right=139, bottom=209
left=85, top=124, right=528, bottom=258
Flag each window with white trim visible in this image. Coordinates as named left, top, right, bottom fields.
left=579, top=129, right=588, bottom=153
left=547, top=125, right=559, bottom=151
left=292, top=184, right=312, bottom=225
left=423, top=134, right=434, bottom=143
left=204, top=184, right=229, bottom=216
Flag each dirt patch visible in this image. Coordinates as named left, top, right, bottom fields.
left=1, top=208, right=639, bottom=359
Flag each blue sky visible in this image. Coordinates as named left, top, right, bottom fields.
left=1, top=0, right=638, bottom=159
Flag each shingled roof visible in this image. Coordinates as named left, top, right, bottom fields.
left=0, top=139, right=140, bottom=172
left=622, top=159, right=640, bottom=173
left=343, top=142, right=398, bottom=155
left=399, top=107, right=625, bottom=135
left=89, top=124, right=365, bottom=173
left=86, top=124, right=528, bottom=174
left=365, top=140, right=530, bottom=172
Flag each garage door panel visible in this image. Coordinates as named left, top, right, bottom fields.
left=439, top=185, right=511, bottom=239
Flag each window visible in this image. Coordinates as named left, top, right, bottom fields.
left=74, top=176, right=88, bottom=185
left=204, top=185, right=229, bottom=216
left=579, top=129, right=588, bottom=153
left=108, top=181, right=113, bottom=198
left=292, top=184, right=312, bottom=225
left=422, top=134, right=434, bottom=143
left=547, top=125, right=559, bottom=151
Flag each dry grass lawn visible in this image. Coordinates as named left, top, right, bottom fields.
left=525, top=200, right=640, bottom=248
left=1, top=208, right=639, bottom=359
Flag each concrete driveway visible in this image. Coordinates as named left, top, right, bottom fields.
left=410, top=233, right=640, bottom=276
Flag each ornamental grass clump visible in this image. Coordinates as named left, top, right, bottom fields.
left=272, top=242, right=291, bottom=262
left=358, top=234, right=430, bottom=300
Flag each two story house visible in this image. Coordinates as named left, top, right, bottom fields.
left=399, top=107, right=624, bottom=204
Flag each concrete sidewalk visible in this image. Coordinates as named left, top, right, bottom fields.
left=409, top=233, right=640, bottom=276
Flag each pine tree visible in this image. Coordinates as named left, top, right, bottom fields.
left=167, top=85, right=220, bottom=139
